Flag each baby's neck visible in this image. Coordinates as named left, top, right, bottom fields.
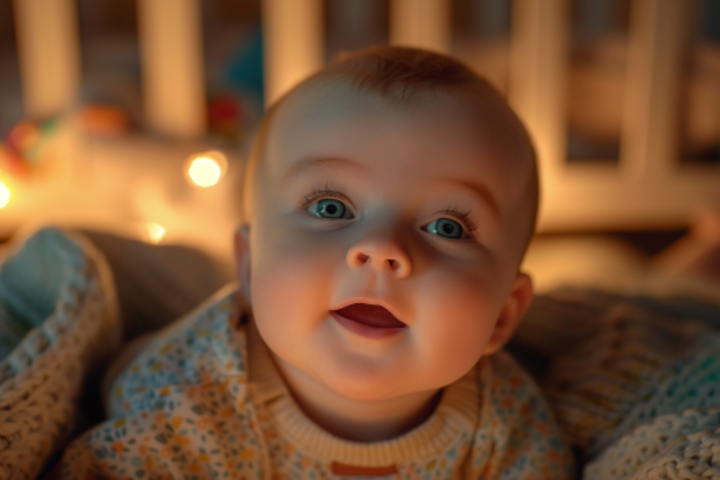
left=270, top=351, right=443, bottom=442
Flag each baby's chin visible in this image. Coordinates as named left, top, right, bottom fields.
left=310, top=357, right=452, bottom=403
left=320, top=374, right=408, bottom=402
left=274, top=350, right=415, bottom=402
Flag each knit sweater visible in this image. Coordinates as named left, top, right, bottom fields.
left=59, top=285, right=574, bottom=480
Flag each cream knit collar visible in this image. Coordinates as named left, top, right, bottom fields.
left=246, top=319, right=482, bottom=466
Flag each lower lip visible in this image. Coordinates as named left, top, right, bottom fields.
left=330, top=311, right=407, bottom=339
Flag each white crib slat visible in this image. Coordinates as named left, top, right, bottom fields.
left=508, top=0, right=569, bottom=177
left=13, top=0, right=81, bottom=119
left=620, top=0, right=692, bottom=179
left=262, top=0, right=324, bottom=107
left=389, top=0, right=451, bottom=53
left=538, top=166, right=720, bottom=230
left=137, top=0, right=206, bottom=139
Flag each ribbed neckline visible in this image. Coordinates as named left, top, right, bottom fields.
left=246, top=320, right=482, bottom=466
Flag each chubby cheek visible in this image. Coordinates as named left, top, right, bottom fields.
left=415, top=263, right=505, bottom=381
left=249, top=224, right=342, bottom=361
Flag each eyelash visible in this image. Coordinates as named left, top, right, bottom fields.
left=436, top=206, right=478, bottom=236
left=298, top=187, right=352, bottom=210
left=298, top=188, right=478, bottom=236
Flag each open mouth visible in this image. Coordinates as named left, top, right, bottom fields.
left=332, top=303, right=406, bottom=329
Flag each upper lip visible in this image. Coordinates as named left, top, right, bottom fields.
left=331, top=298, right=406, bottom=326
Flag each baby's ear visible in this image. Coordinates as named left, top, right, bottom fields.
left=234, top=225, right=252, bottom=308
left=484, top=272, right=533, bottom=356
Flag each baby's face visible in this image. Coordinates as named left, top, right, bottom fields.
left=240, top=77, right=535, bottom=401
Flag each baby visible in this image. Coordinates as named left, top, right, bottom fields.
left=58, top=46, right=574, bottom=479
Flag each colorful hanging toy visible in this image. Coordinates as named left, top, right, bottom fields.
left=0, top=116, right=59, bottom=178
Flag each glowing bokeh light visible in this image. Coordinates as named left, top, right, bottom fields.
left=0, top=181, right=9, bottom=209
left=188, top=156, right=222, bottom=187
left=185, top=151, right=227, bottom=188
left=141, top=222, right=166, bottom=244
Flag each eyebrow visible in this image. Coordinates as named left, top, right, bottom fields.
left=439, top=178, right=501, bottom=224
left=281, top=156, right=370, bottom=181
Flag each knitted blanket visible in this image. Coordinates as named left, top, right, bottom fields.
left=0, top=229, right=120, bottom=480
left=0, top=228, right=230, bottom=479
left=515, top=288, right=720, bottom=480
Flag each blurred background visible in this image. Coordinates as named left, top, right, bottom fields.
left=0, top=0, right=719, bottom=288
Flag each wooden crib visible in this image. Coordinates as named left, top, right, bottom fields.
left=7, top=0, right=720, bottom=241
left=3, top=5, right=720, bottom=477
left=260, top=0, right=720, bottom=232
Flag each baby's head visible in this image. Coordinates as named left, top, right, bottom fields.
left=235, top=46, right=537, bottom=404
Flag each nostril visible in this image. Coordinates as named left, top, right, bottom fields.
left=347, top=247, right=410, bottom=277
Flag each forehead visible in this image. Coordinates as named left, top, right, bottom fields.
left=268, top=77, right=528, bottom=162
left=261, top=76, right=533, bottom=208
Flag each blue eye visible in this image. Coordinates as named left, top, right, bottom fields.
left=307, top=198, right=354, bottom=219
left=426, top=218, right=464, bottom=239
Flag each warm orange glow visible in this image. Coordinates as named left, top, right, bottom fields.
left=185, top=151, right=227, bottom=188
left=141, top=222, right=166, bottom=244
left=0, top=181, right=9, bottom=209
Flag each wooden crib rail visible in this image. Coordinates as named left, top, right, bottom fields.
left=510, top=0, right=720, bottom=232
left=262, top=0, right=720, bottom=232
left=9, top=0, right=720, bottom=233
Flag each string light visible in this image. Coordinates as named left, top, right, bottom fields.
left=0, top=181, right=9, bottom=209
left=186, top=151, right=227, bottom=188
left=141, top=222, right=166, bottom=244
left=189, top=157, right=221, bottom=187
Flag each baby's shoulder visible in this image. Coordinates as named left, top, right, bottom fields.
left=107, top=285, right=249, bottom=415
left=482, top=350, right=540, bottom=394
left=479, top=350, right=563, bottom=440
left=471, top=351, right=576, bottom=478
left=478, top=350, right=538, bottom=394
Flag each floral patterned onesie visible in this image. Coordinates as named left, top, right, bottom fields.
left=59, top=285, right=574, bottom=479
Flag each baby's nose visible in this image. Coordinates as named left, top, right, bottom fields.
left=346, top=232, right=412, bottom=278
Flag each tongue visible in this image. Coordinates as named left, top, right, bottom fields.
left=336, top=303, right=406, bottom=329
